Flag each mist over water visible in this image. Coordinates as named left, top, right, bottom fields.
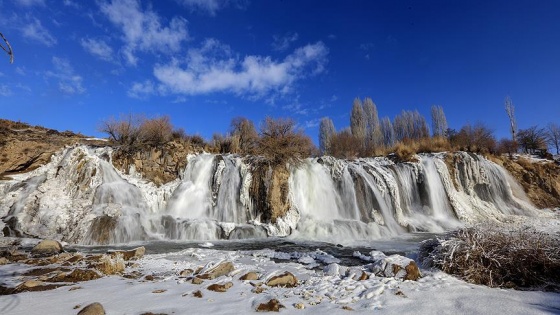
left=0, top=146, right=536, bottom=245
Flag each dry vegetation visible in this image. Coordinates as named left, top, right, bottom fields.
left=420, top=226, right=560, bottom=291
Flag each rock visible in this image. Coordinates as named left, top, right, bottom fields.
left=369, top=251, right=421, bottom=281
left=192, top=277, right=204, bottom=285
left=256, top=299, right=284, bottom=312
left=342, top=305, right=354, bottom=311
left=240, top=272, right=259, bottom=281
left=359, top=271, right=369, bottom=281
left=77, top=302, right=106, bottom=315
left=144, top=275, right=154, bottom=281
left=198, top=261, right=235, bottom=280
left=207, top=282, right=233, bottom=292
left=294, top=303, right=305, bottom=309
left=108, top=247, right=145, bottom=261
left=95, top=254, right=125, bottom=275
left=193, top=290, right=203, bottom=298
left=48, top=269, right=101, bottom=283
left=179, top=269, right=194, bottom=277
left=20, top=280, right=45, bottom=288
left=0, top=257, right=9, bottom=265
left=266, top=272, right=298, bottom=287
left=14, top=280, right=63, bottom=293
left=31, top=240, right=63, bottom=257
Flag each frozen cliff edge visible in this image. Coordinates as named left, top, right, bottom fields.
left=0, top=145, right=539, bottom=244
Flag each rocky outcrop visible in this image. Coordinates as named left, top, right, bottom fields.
left=490, top=156, right=560, bottom=208
left=250, top=163, right=291, bottom=223
left=111, top=142, right=190, bottom=186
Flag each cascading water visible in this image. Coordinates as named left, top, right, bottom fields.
left=0, top=146, right=537, bottom=244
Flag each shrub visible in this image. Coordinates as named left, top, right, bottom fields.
left=138, top=116, right=173, bottom=147
left=419, top=226, right=560, bottom=291
left=393, top=141, right=418, bottom=162
left=98, top=114, right=142, bottom=146
left=256, top=117, right=314, bottom=166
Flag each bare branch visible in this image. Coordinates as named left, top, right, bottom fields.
left=0, top=32, right=14, bottom=64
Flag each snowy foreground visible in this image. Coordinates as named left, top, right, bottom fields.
left=1, top=238, right=560, bottom=315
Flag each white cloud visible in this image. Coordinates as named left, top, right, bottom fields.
left=46, top=57, right=85, bottom=95
left=176, top=0, right=247, bottom=16
left=272, top=32, right=299, bottom=51
left=63, top=0, right=80, bottom=8
left=14, top=0, right=45, bottom=6
left=100, top=0, right=189, bottom=66
left=153, top=40, right=328, bottom=99
left=0, top=84, right=12, bottom=96
left=22, top=17, right=57, bottom=46
left=127, top=80, right=155, bottom=99
left=303, top=118, right=321, bottom=129
left=81, top=38, right=114, bottom=61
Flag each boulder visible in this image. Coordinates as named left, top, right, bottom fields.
left=240, top=272, right=259, bottom=281
left=95, top=254, right=125, bottom=275
left=77, top=302, right=106, bottom=315
left=48, top=269, right=102, bottom=283
left=31, top=240, right=63, bottom=257
left=256, top=299, right=284, bottom=312
left=108, top=246, right=145, bottom=261
left=368, top=251, right=421, bottom=281
left=266, top=272, right=298, bottom=287
left=198, top=261, right=234, bottom=280
left=0, top=257, right=9, bottom=265
left=207, top=282, right=233, bottom=292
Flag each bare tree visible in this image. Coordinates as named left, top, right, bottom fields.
left=545, top=123, right=560, bottom=155
left=230, top=117, right=258, bottom=154
left=431, top=105, right=448, bottom=138
left=504, top=96, right=517, bottom=142
left=393, top=110, right=429, bottom=142
left=350, top=98, right=366, bottom=146
left=518, top=126, right=547, bottom=154
left=363, top=97, right=382, bottom=149
left=329, top=128, right=362, bottom=159
left=319, top=117, right=336, bottom=155
left=380, top=116, right=395, bottom=147
left=257, top=117, right=313, bottom=166
left=0, top=32, right=14, bottom=64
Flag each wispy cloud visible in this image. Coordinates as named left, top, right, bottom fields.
left=127, top=80, right=155, bottom=99
left=14, top=0, right=45, bottom=6
left=63, top=0, right=80, bottom=8
left=0, top=84, right=12, bottom=97
left=46, top=57, right=85, bottom=95
left=100, top=0, right=189, bottom=66
left=81, top=38, right=114, bottom=61
left=22, top=17, right=57, bottom=46
left=175, top=0, right=248, bottom=16
left=152, top=40, right=328, bottom=99
left=272, top=32, right=299, bottom=51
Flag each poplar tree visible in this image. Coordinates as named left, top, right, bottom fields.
left=350, top=98, right=366, bottom=147
left=431, top=105, right=448, bottom=137
left=319, top=117, right=336, bottom=155
left=363, top=98, right=382, bottom=149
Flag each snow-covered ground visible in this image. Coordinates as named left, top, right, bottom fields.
left=1, top=237, right=559, bottom=315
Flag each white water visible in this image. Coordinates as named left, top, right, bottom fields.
left=0, top=146, right=537, bottom=244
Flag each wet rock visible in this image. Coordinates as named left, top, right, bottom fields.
left=77, top=302, right=105, bottom=315
left=369, top=251, right=421, bottom=281
left=266, top=272, right=298, bottom=288
left=108, top=246, right=145, bottom=261
left=31, top=240, right=63, bottom=257
left=207, top=282, right=233, bottom=292
left=256, top=299, right=284, bottom=312
left=48, top=269, right=101, bottom=283
left=66, top=254, right=84, bottom=264
left=240, top=272, right=259, bottom=281
left=198, top=261, right=234, bottom=280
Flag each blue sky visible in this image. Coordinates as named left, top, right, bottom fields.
left=1, top=0, right=559, bottom=144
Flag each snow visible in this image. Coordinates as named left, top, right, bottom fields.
left=1, top=245, right=559, bottom=315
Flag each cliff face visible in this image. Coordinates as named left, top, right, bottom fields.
left=489, top=155, right=560, bottom=209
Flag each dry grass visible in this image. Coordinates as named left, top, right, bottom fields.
left=420, top=226, right=560, bottom=291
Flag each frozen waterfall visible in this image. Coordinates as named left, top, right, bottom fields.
left=0, top=146, right=536, bottom=244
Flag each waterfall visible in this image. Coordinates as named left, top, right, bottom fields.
left=0, top=146, right=537, bottom=244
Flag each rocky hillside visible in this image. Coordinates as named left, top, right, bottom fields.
left=0, top=119, right=105, bottom=178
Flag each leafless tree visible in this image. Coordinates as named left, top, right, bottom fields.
left=363, top=97, right=382, bottom=149
left=545, top=122, right=560, bottom=154
left=230, top=117, right=258, bottom=154
left=257, top=117, right=313, bottom=165
left=380, top=116, right=395, bottom=147
left=393, top=110, right=429, bottom=142
left=319, top=117, right=336, bottom=155
left=431, top=105, right=448, bottom=138
left=329, top=128, right=362, bottom=159
left=517, top=126, right=547, bottom=154
left=1, top=32, right=14, bottom=64
left=350, top=98, right=366, bottom=146
left=504, top=96, right=517, bottom=142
